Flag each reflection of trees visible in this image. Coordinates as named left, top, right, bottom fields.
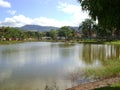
left=82, top=44, right=92, bottom=64
left=82, top=44, right=103, bottom=64
left=82, top=44, right=120, bottom=65
left=107, top=45, right=120, bottom=60
left=58, top=44, right=75, bottom=58
left=58, top=43, right=75, bottom=48
left=98, top=46, right=106, bottom=62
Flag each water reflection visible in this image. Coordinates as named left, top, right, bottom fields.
left=82, top=44, right=120, bottom=64
left=0, top=42, right=120, bottom=90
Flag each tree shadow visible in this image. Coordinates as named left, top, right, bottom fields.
left=93, top=86, right=120, bottom=90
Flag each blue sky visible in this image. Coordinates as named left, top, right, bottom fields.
left=0, top=0, right=89, bottom=27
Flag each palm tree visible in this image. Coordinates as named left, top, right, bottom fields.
left=79, top=19, right=95, bottom=39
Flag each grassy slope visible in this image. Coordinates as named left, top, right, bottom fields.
left=84, top=60, right=120, bottom=79
left=94, top=83, right=120, bottom=90
left=84, top=60, right=120, bottom=90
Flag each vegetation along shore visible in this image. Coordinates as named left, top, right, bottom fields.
left=0, top=0, right=120, bottom=90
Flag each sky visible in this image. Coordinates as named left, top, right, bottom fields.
left=0, top=0, right=89, bottom=27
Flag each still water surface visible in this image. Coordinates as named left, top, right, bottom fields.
left=0, top=42, right=120, bottom=90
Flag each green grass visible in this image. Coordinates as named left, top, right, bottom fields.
left=84, top=60, right=120, bottom=79
left=77, top=39, right=120, bottom=45
left=112, top=82, right=120, bottom=87
left=1, top=39, right=120, bottom=45
left=93, top=83, right=120, bottom=90
left=0, top=40, right=41, bottom=45
left=78, top=39, right=97, bottom=43
left=105, top=40, right=120, bottom=45
left=83, top=60, right=120, bottom=90
left=0, top=40, right=25, bottom=44
left=93, top=86, right=120, bottom=90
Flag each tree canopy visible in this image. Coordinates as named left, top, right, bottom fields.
left=79, top=19, right=95, bottom=38
left=58, top=26, right=74, bottom=39
left=50, top=29, right=58, bottom=40
left=78, top=0, right=120, bottom=33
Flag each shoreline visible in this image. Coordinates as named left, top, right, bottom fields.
left=67, top=77, right=120, bottom=90
left=1, top=40, right=120, bottom=45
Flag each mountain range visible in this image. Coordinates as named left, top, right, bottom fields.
left=20, top=25, right=79, bottom=31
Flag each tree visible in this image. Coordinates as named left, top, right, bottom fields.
left=38, top=32, right=46, bottom=40
left=19, top=31, right=27, bottom=40
left=35, top=31, right=40, bottom=40
left=78, top=0, right=120, bottom=38
left=58, top=26, right=74, bottom=40
left=79, top=19, right=95, bottom=39
left=50, top=29, right=58, bottom=40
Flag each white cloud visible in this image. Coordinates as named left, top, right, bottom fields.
left=0, top=0, right=11, bottom=8
left=32, top=17, right=72, bottom=27
left=0, top=15, right=32, bottom=27
left=0, top=14, right=80, bottom=27
left=58, top=2, right=89, bottom=25
left=58, top=2, right=80, bottom=14
left=7, top=10, right=16, bottom=15
left=0, top=3, right=89, bottom=27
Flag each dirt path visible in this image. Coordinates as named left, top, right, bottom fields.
left=66, top=77, right=120, bottom=90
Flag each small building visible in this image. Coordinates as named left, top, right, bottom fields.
left=42, top=37, right=51, bottom=40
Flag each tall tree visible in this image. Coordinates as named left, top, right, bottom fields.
left=50, top=29, right=58, bottom=40
left=79, top=19, right=95, bottom=38
left=78, top=0, right=120, bottom=38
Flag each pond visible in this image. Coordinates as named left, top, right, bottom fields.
left=0, top=42, right=120, bottom=90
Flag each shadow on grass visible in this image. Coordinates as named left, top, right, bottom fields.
left=93, top=86, right=120, bottom=90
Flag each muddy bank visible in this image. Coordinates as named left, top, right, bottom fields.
left=67, top=77, right=120, bottom=90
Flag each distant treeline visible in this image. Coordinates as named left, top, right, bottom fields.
left=0, top=19, right=120, bottom=41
